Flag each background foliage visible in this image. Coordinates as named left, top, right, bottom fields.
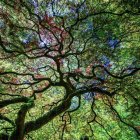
left=0, top=0, right=140, bottom=140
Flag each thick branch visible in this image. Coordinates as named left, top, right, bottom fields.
left=10, top=101, right=34, bottom=140
left=24, top=98, right=71, bottom=134
left=0, top=97, right=29, bottom=108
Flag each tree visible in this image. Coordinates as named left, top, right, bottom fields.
left=0, top=0, right=140, bottom=140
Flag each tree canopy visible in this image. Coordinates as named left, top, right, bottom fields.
left=0, top=0, right=140, bottom=140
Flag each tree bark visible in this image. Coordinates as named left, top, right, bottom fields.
left=10, top=101, right=34, bottom=140
left=24, top=99, right=71, bottom=134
